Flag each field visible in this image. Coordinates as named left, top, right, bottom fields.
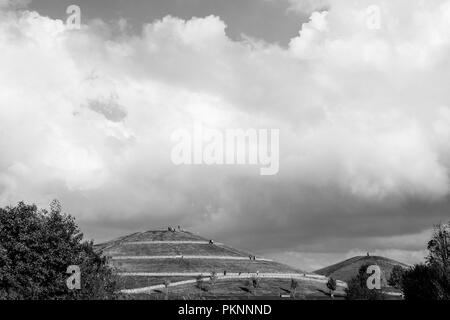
left=128, top=278, right=347, bottom=300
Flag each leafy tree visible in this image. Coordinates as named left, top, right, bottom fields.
left=0, top=201, right=120, bottom=300
left=401, top=222, right=450, bottom=300
left=345, top=264, right=384, bottom=300
left=163, top=280, right=171, bottom=300
left=427, top=222, right=450, bottom=270
left=388, top=265, right=405, bottom=289
left=401, top=264, right=449, bottom=300
left=210, top=271, right=218, bottom=294
left=326, top=277, right=337, bottom=298
left=290, top=278, right=298, bottom=298
left=196, top=274, right=204, bottom=291
left=251, top=276, right=260, bottom=295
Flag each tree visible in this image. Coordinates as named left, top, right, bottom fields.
left=401, top=264, right=449, bottom=300
left=388, top=265, right=405, bottom=289
left=164, top=280, right=171, bottom=300
left=401, top=222, right=450, bottom=300
left=210, top=271, right=218, bottom=294
left=290, top=278, right=298, bottom=298
left=196, top=274, right=204, bottom=291
left=427, top=222, right=450, bottom=270
left=0, top=201, right=120, bottom=300
left=250, top=276, right=260, bottom=296
left=345, top=264, right=384, bottom=300
left=326, top=277, right=337, bottom=299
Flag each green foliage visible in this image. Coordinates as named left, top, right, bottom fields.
left=0, top=201, right=120, bottom=300
left=326, top=277, right=337, bottom=292
left=290, top=278, right=299, bottom=298
left=196, top=274, right=204, bottom=290
left=401, top=222, right=450, bottom=300
left=401, top=264, right=450, bottom=300
left=388, top=265, right=405, bottom=289
left=163, top=280, right=171, bottom=300
left=345, top=264, right=384, bottom=300
left=426, top=222, right=450, bottom=270
left=251, top=276, right=260, bottom=289
left=209, top=271, right=218, bottom=293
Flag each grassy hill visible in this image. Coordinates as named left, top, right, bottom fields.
left=95, top=229, right=347, bottom=299
left=315, top=255, right=410, bottom=287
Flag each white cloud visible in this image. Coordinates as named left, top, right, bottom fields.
left=1, top=1, right=450, bottom=269
left=0, top=0, right=30, bottom=8
left=286, top=0, right=329, bottom=14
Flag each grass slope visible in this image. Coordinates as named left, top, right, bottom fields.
left=131, top=278, right=347, bottom=300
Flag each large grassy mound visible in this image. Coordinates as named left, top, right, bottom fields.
left=95, top=229, right=346, bottom=299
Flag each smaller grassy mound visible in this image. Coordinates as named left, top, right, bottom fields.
left=315, top=255, right=409, bottom=286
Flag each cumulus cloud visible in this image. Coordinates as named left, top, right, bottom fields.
left=0, top=0, right=30, bottom=8
left=1, top=0, right=450, bottom=268
left=286, top=0, right=329, bottom=14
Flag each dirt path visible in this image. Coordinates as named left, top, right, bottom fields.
left=119, top=272, right=347, bottom=294
left=112, top=255, right=272, bottom=261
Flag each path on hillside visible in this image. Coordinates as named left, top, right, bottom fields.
left=123, top=241, right=223, bottom=245
left=119, top=272, right=347, bottom=294
left=111, top=255, right=272, bottom=261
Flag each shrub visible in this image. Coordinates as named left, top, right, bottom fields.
left=290, top=279, right=298, bottom=298
left=326, top=277, right=337, bottom=298
left=402, top=264, right=450, bottom=300
left=0, top=201, right=120, bottom=300
left=345, top=264, right=384, bottom=300
left=400, top=222, right=450, bottom=300
left=388, top=265, right=405, bottom=289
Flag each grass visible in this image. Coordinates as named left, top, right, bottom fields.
left=112, top=258, right=303, bottom=273
left=126, top=230, right=207, bottom=242
left=103, top=243, right=244, bottom=257
left=118, top=276, right=195, bottom=289
left=315, top=255, right=410, bottom=286
left=128, top=278, right=347, bottom=300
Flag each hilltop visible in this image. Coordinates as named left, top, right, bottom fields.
left=95, top=228, right=347, bottom=299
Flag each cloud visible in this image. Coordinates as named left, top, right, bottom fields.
left=286, top=0, right=329, bottom=14
left=1, top=1, right=450, bottom=269
left=0, top=0, right=30, bottom=8
left=268, top=248, right=427, bottom=272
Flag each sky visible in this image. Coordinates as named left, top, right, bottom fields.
left=1, top=0, right=450, bottom=271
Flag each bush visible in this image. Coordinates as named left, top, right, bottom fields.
left=388, top=265, right=405, bottom=289
left=345, top=264, right=384, bottom=300
left=290, top=279, right=298, bottom=298
left=402, top=264, right=450, bottom=300
left=400, top=222, right=450, bottom=300
left=251, top=276, right=260, bottom=289
left=326, top=277, right=337, bottom=298
left=0, top=201, right=120, bottom=300
left=196, top=275, right=205, bottom=291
